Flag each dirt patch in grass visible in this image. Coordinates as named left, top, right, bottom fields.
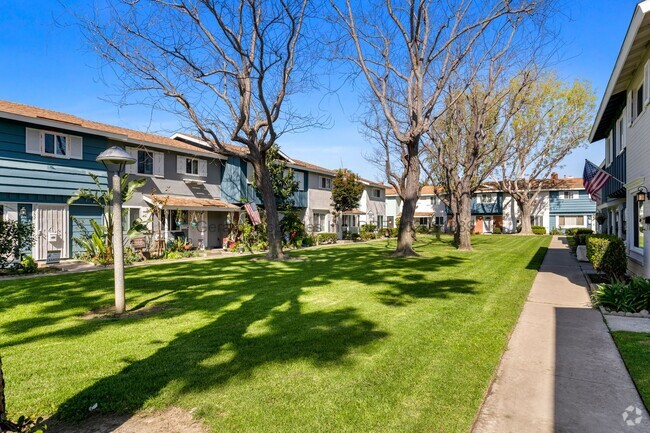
left=47, top=406, right=207, bottom=433
left=81, top=305, right=167, bottom=321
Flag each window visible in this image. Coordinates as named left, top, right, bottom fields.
left=558, top=215, right=584, bottom=227
left=418, top=217, right=429, bottom=227
left=320, top=177, right=332, bottom=190
left=377, top=215, right=384, bottom=229
left=137, top=150, right=154, bottom=175
left=629, top=83, right=645, bottom=124
left=638, top=85, right=644, bottom=119
left=294, top=171, right=305, bottom=191
left=480, top=193, right=495, bottom=203
left=430, top=196, right=440, bottom=205
left=372, top=189, right=381, bottom=198
left=559, top=191, right=578, bottom=200
left=435, top=216, right=444, bottom=226
left=42, top=132, right=68, bottom=157
left=530, top=215, right=543, bottom=226
left=634, top=197, right=645, bottom=249
left=186, top=158, right=199, bottom=175
left=617, top=116, right=625, bottom=153
left=246, top=162, right=255, bottom=184
left=313, top=212, right=328, bottom=232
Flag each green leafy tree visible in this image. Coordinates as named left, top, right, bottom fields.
left=0, top=220, right=33, bottom=268
left=68, top=173, right=146, bottom=261
left=331, top=169, right=364, bottom=214
left=252, top=145, right=300, bottom=212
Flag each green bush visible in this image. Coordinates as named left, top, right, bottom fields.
left=574, top=234, right=589, bottom=246
left=0, top=220, right=34, bottom=268
left=531, top=226, right=546, bottom=235
left=549, top=227, right=563, bottom=235
left=416, top=225, right=430, bottom=234
left=316, top=232, right=338, bottom=245
left=574, top=228, right=594, bottom=235
left=360, top=231, right=377, bottom=240
left=591, top=277, right=650, bottom=313
left=388, top=228, right=399, bottom=237
left=493, top=226, right=502, bottom=234
left=301, top=236, right=315, bottom=247
left=20, top=255, right=38, bottom=274
left=361, top=224, right=377, bottom=233
left=586, top=234, right=627, bottom=279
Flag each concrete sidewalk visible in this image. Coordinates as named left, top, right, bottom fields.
left=473, top=236, right=650, bottom=433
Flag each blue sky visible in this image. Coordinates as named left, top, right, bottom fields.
left=0, top=0, right=639, bottom=181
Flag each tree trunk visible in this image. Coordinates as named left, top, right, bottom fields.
left=457, top=192, right=473, bottom=251
left=518, top=200, right=533, bottom=235
left=253, top=159, right=285, bottom=260
left=0, top=356, right=6, bottom=422
left=395, top=145, right=420, bottom=257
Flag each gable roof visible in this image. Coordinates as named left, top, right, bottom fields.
left=590, top=1, right=650, bottom=142
left=0, top=100, right=223, bottom=158
left=385, top=177, right=585, bottom=197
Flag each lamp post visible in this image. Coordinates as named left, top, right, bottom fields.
left=96, top=146, right=136, bottom=314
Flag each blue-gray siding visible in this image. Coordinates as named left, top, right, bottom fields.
left=0, top=118, right=108, bottom=200
left=603, top=149, right=626, bottom=200
left=549, top=190, right=596, bottom=214
left=69, top=205, right=104, bottom=255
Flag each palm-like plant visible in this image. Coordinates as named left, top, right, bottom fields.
left=68, top=173, right=146, bottom=261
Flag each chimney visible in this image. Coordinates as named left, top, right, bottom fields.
left=551, top=172, right=558, bottom=180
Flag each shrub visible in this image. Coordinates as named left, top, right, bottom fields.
left=0, top=221, right=34, bottom=268
left=301, top=236, right=315, bottom=247
left=493, top=226, right=502, bottom=234
left=586, top=234, right=627, bottom=279
left=416, top=225, right=430, bottom=234
left=574, top=234, right=589, bottom=246
left=549, top=227, right=563, bottom=235
left=591, top=277, right=650, bottom=313
left=574, top=228, right=594, bottom=235
left=532, top=225, right=546, bottom=235
left=361, top=224, right=377, bottom=233
left=360, top=231, right=377, bottom=240
left=388, top=228, right=399, bottom=238
left=19, top=255, right=38, bottom=274
left=316, top=232, right=337, bottom=245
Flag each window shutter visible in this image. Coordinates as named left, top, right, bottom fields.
left=25, top=128, right=41, bottom=154
left=125, top=147, right=137, bottom=174
left=199, top=160, right=208, bottom=177
left=628, top=91, right=634, bottom=126
left=177, top=155, right=185, bottom=174
left=154, top=151, right=165, bottom=177
left=645, top=60, right=650, bottom=105
left=69, top=135, right=83, bottom=160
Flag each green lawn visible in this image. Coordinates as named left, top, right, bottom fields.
left=0, top=235, right=550, bottom=432
left=613, top=331, right=650, bottom=410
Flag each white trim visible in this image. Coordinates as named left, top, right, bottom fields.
left=590, top=1, right=650, bottom=142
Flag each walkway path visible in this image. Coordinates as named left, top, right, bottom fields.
left=473, top=236, right=650, bottom=433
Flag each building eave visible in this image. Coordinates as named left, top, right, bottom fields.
left=590, top=1, right=650, bottom=142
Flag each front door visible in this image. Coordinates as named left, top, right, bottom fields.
left=483, top=216, right=494, bottom=233
left=34, top=204, right=69, bottom=260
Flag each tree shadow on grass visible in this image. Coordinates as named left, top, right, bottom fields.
left=3, top=239, right=482, bottom=429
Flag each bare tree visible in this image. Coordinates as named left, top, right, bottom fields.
left=495, top=73, right=595, bottom=235
left=331, top=0, right=540, bottom=256
left=425, top=68, right=534, bottom=250
left=82, top=0, right=315, bottom=260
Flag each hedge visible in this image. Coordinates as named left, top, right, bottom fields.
left=586, top=234, right=627, bottom=279
left=316, top=232, right=338, bottom=245
left=532, top=225, right=546, bottom=235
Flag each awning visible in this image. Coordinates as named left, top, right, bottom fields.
left=144, top=195, right=240, bottom=212
left=398, top=212, right=434, bottom=217
left=342, top=209, right=365, bottom=215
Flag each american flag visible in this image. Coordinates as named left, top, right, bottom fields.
left=244, top=202, right=262, bottom=225
left=583, top=159, right=611, bottom=202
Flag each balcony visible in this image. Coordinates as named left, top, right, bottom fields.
left=445, top=192, right=503, bottom=215
left=245, top=185, right=307, bottom=208
left=603, top=149, right=626, bottom=200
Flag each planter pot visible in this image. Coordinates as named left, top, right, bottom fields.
left=576, top=245, right=588, bottom=262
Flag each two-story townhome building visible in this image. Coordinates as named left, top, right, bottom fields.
left=0, top=98, right=388, bottom=262
left=386, top=177, right=595, bottom=234
left=385, top=186, right=448, bottom=229
left=0, top=100, right=242, bottom=259
left=589, top=0, right=650, bottom=277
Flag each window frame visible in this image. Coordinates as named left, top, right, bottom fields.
left=41, top=130, right=70, bottom=159
left=185, top=157, right=199, bottom=175
left=137, top=150, right=154, bottom=175
left=320, top=176, right=332, bottom=190
left=634, top=196, right=645, bottom=252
